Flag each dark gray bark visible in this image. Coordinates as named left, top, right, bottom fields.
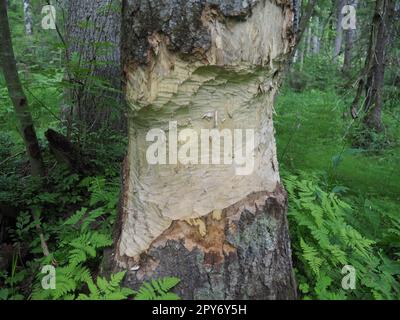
left=363, top=0, right=395, bottom=131
left=0, top=0, right=45, bottom=176
left=64, top=0, right=124, bottom=132
left=121, top=0, right=260, bottom=66
left=351, top=0, right=395, bottom=132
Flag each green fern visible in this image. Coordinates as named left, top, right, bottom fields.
left=77, top=271, right=134, bottom=300
left=284, top=171, right=400, bottom=300
left=31, top=264, right=91, bottom=300
left=68, top=232, right=112, bottom=266
left=135, top=277, right=181, bottom=300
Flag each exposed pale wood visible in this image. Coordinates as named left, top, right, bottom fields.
left=112, top=0, right=297, bottom=299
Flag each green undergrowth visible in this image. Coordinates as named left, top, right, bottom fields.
left=276, top=87, right=400, bottom=299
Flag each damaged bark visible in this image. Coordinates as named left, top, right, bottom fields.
left=121, top=184, right=296, bottom=299
left=112, top=0, right=298, bottom=299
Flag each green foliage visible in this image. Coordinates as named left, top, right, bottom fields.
left=347, top=121, right=396, bottom=151
left=276, top=89, right=400, bottom=198
left=0, top=255, right=26, bottom=300
left=0, top=149, right=181, bottom=300
left=285, top=172, right=400, bottom=300
left=24, top=175, right=119, bottom=300
left=76, top=272, right=134, bottom=300
left=135, top=277, right=181, bottom=301
left=288, top=56, right=342, bottom=93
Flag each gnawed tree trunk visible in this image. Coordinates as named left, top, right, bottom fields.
left=112, top=0, right=297, bottom=299
left=0, top=0, right=44, bottom=176
left=64, top=0, right=124, bottom=132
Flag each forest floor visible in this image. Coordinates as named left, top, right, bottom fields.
left=275, top=87, right=400, bottom=299
left=276, top=87, right=400, bottom=202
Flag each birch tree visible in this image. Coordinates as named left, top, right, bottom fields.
left=0, top=0, right=45, bottom=176
left=23, top=0, right=33, bottom=35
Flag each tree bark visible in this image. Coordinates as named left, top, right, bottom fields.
left=0, top=0, right=45, bottom=176
left=306, top=25, right=312, bottom=56
left=64, top=0, right=124, bottom=132
left=23, top=0, right=33, bottom=35
left=311, top=16, right=321, bottom=54
left=295, top=0, right=317, bottom=45
left=342, top=0, right=358, bottom=72
left=351, top=0, right=395, bottom=131
left=112, top=0, right=298, bottom=300
left=363, top=0, right=395, bottom=131
left=334, top=0, right=345, bottom=60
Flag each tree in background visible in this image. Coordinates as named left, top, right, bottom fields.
left=0, top=0, right=44, bottom=176
left=343, top=0, right=358, bottom=73
left=63, top=0, right=124, bottom=134
left=22, top=0, right=33, bottom=35
left=334, top=0, right=345, bottom=61
left=351, top=0, right=396, bottom=132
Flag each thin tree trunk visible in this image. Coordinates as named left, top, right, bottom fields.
left=299, top=46, right=304, bottom=70
left=295, top=0, right=317, bottom=45
left=311, top=17, right=321, bottom=54
left=23, top=0, right=33, bottom=35
left=334, top=0, right=345, bottom=60
left=343, top=0, right=358, bottom=72
left=0, top=0, right=45, bottom=176
left=111, top=0, right=297, bottom=300
left=306, top=25, right=312, bottom=56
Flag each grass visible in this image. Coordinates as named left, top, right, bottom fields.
left=275, top=87, right=400, bottom=299
left=275, top=88, right=400, bottom=201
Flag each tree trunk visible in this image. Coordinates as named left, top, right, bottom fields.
left=351, top=0, right=395, bottom=131
left=64, top=0, right=124, bottom=132
left=299, top=47, right=304, bottom=70
left=110, top=0, right=298, bottom=300
left=311, top=17, right=321, bottom=54
left=306, top=25, right=312, bottom=56
left=23, top=0, right=33, bottom=35
left=334, top=0, right=345, bottom=60
left=295, top=0, right=317, bottom=45
left=0, top=0, right=45, bottom=176
left=342, top=0, right=358, bottom=72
